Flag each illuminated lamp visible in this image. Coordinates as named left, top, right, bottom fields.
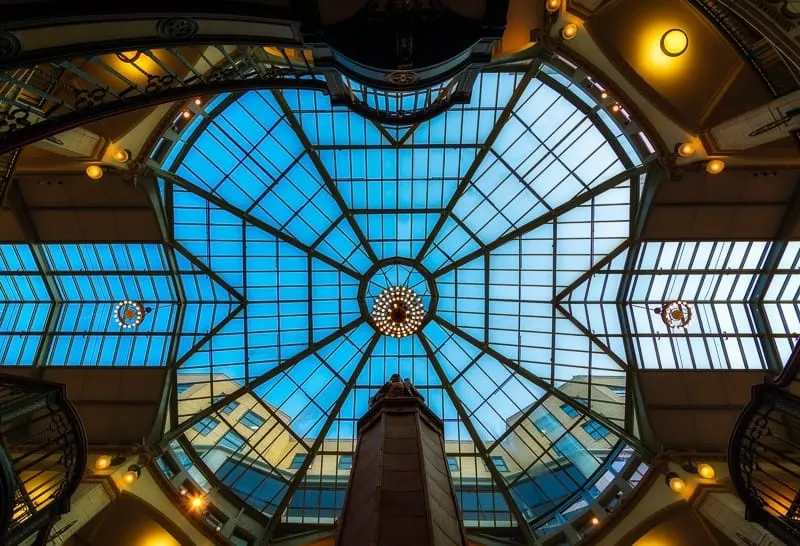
left=561, top=23, right=578, bottom=40
left=86, top=165, right=104, bottom=180
left=122, top=464, right=142, bottom=485
left=706, top=159, right=725, bottom=174
left=112, top=149, right=131, bottom=163
left=665, top=472, right=685, bottom=493
left=676, top=142, right=696, bottom=158
left=545, top=0, right=561, bottom=12
left=94, top=455, right=112, bottom=470
left=661, top=29, right=688, bottom=57
left=698, top=463, right=716, bottom=479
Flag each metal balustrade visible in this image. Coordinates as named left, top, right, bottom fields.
left=0, top=148, right=19, bottom=205
left=0, top=374, right=87, bottom=546
left=691, top=0, right=800, bottom=97
left=729, top=341, right=800, bottom=544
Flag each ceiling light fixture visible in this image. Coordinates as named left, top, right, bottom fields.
left=660, top=29, right=688, bottom=57
left=114, top=300, right=150, bottom=329
left=610, top=103, right=621, bottom=113
left=182, top=110, right=192, bottom=119
left=561, top=23, right=578, bottom=40
left=655, top=300, right=693, bottom=330
left=600, top=91, right=609, bottom=100
left=372, top=286, right=425, bottom=338
left=697, top=463, right=716, bottom=479
left=86, top=165, right=104, bottom=180
left=706, top=159, right=725, bottom=175
left=94, top=455, right=112, bottom=470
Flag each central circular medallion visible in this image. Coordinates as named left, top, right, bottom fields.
left=359, top=258, right=437, bottom=338
left=373, top=286, right=424, bottom=338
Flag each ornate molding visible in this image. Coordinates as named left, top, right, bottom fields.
left=0, top=32, right=22, bottom=61
left=155, top=17, right=199, bottom=40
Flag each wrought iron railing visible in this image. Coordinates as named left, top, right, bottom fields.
left=0, top=374, right=87, bottom=546
left=691, top=0, right=800, bottom=97
left=0, top=148, right=19, bottom=205
left=729, top=340, right=800, bottom=544
left=0, top=45, right=325, bottom=155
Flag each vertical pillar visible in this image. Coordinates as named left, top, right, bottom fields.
left=336, top=397, right=468, bottom=546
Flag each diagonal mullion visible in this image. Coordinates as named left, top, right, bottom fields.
left=271, top=90, right=379, bottom=264
left=418, top=332, right=536, bottom=546
left=174, top=302, right=245, bottom=368
left=156, top=317, right=365, bottom=448
left=170, top=241, right=245, bottom=303
left=151, top=166, right=361, bottom=279
left=554, top=303, right=627, bottom=370
left=415, top=59, right=543, bottom=263
left=435, top=164, right=650, bottom=278
left=261, top=333, right=381, bottom=544
left=434, top=316, right=651, bottom=457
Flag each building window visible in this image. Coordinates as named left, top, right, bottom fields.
left=241, top=410, right=265, bottom=430
left=213, top=394, right=240, bottom=414
left=338, top=455, right=353, bottom=470
left=220, top=431, right=245, bottom=450
left=289, top=453, right=306, bottom=469
left=448, top=457, right=459, bottom=472
left=608, top=386, right=626, bottom=396
left=193, top=416, right=219, bottom=435
left=560, top=403, right=579, bottom=419
left=177, top=383, right=192, bottom=394
left=533, top=413, right=560, bottom=434
left=483, top=455, right=508, bottom=472
left=582, top=421, right=610, bottom=440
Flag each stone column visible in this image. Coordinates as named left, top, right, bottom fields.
left=336, top=397, right=468, bottom=546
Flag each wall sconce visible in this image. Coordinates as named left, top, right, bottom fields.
left=94, top=454, right=126, bottom=470
left=682, top=461, right=716, bottom=479
left=706, top=159, right=725, bottom=174
left=545, top=0, right=561, bottom=12
left=122, top=464, right=142, bottom=485
left=665, top=471, right=685, bottom=493
left=561, top=23, right=578, bottom=40
left=676, top=142, right=696, bottom=158
left=112, top=149, right=131, bottom=163
left=85, top=165, right=104, bottom=180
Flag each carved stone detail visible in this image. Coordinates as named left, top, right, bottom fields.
left=0, top=32, right=22, bottom=61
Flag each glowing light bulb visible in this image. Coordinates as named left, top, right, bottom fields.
left=706, top=159, right=725, bottom=174
left=86, top=165, right=104, bottom=180
left=698, top=463, right=716, bottom=479
left=561, top=23, right=578, bottom=40
left=95, top=455, right=112, bottom=470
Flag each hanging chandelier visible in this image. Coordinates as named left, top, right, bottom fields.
left=372, top=286, right=425, bottom=338
left=114, top=300, right=150, bottom=328
left=656, top=300, right=693, bottom=329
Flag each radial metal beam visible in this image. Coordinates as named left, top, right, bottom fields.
left=436, top=164, right=650, bottom=278
left=260, top=334, right=381, bottom=544
left=272, top=90, right=379, bottom=264
left=155, top=317, right=364, bottom=449
left=418, top=333, right=536, bottom=546
left=415, top=58, right=542, bottom=262
left=151, top=167, right=361, bottom=279
left=433, top=316, right=652, bottom=457
left=554, top=303, right=627, bottom=370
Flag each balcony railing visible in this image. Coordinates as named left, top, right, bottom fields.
left=729, top=340, right=800, bottom=544
left=0, top=374, right=87, bottom=546
left=691, top=0, right=800, bottom=97
left=0, top=148, right=20, bottom=205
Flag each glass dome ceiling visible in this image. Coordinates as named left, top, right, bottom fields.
left=2, top=57, right=794, bottom=538
left=148, top=62, right=648, bottom=532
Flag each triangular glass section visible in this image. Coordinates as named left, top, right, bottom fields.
left=173, top=90, right=305, bottom=212
left=280, top=89, right=389, bottom=146
left=437, top=256, right=486, bottom=341
left=174, top=249, right=242, bottom=365
left=405, top=72, right=526, bottom=147
left=310, top=258, right=360, bottom=342
left=422, top=215, right=484, bottom=272
left=560, top=247, right=629, bottom=364
left=176, top=312, right=247, bottom=424
left=320, top=147, right=476, bottom=212
left=171, top=183, right=246, bottom=292
left=354, top=212, right=439, bottom=260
